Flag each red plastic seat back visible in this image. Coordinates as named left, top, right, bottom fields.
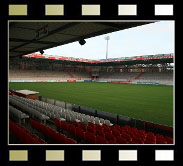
left=105, top=133, right=115, bottom=142
left=75, top=127, right=85, bottom=140
left=116, top=136, right=128, bottom=144
left=68, top=124, right=76, bottom=136
left=55, top=118, right=61, bottom=128
left=96, top=135, right=108, bottom=144
left=96, top=129, right=105, bottom=137
left=121, top=133, right=132, bottom=142
left=88, top=121, right=95, bottom=128
left=60, top=121, right=68, bottom=131
left=73, top=120, right=79, bottom=127
left=95, top=124, right=103, bottom=130
left=79, top=122, right=87, bottom=131
left=165, top=136, right=173, bottom=144
left=85, top=131, right=96, bottom=144
left=112, top=129, right=121, bottom=137
left=87, top=126, right=96, bottom=134
left=65, top=138, right=77, bottom=144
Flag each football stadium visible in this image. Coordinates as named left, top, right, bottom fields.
left=9, top=21, right=174, bottom=144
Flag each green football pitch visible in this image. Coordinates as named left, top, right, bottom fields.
left=9, top=82, right=173, bottom=126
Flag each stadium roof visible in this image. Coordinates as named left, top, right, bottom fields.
left=9, top=21, right=153, bottom=57
left=21, top=53, right=174, bottom=66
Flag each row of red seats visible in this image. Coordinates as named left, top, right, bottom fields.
left=100, top=123, right=173, bottom=144
left=30, top=118, right=77, bottom=144
left=111, top=124, right=173, bottom=144
left=9, top=120, right=47, bottom=144
left=55, top=119, right=173, bottom=144
left=55, top=118, right=121, bottom=144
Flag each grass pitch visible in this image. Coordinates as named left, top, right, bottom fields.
left=9, top=82, right=173, bottom=126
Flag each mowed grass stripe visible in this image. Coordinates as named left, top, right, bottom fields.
left=9, top=82, right=173, bottom=126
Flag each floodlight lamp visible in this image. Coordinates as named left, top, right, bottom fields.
left=105, top=36, right=110, bottom=40
left=79, top=39, right=86, bottom=45
left=40, top=50, right=44, bottom=54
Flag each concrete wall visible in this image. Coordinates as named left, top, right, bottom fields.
left=80, top=106, right=96, bottom=116
left=55, top=100, right=65, bottom=108
left=47, top=98, right=55, bottom=105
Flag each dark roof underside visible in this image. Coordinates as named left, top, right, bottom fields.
left=9, top=21, right=154, bottom=57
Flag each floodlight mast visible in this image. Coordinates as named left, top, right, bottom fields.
left=105, top=36, right=110, bottom=59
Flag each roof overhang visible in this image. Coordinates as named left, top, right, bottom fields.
left=9, top=21, right=155, bottom=57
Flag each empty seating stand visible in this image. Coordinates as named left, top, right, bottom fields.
left=9, top=96, right=49, bottom=124
left=9, top=120, right=47, bottom=144
left=10, top=95, right=173, bottom=145
left=55, top=119, right=173, bottom=144
left=9, top=105, right=29, bottom=124
left=10, top=95, right=113, bottom=128
left=30, top=118, right=77, bottom=144
left=9, top=69, right=91, bottom=81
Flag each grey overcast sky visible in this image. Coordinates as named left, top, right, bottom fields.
left=42, top=21, right=174, bottom=60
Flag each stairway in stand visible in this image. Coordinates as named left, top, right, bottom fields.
left=135, top=72, right=144, bottom=80
left=67, top=71, right=75, bottom=78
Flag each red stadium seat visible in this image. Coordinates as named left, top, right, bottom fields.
left=30, top=118, right=37, bottom=129
left=96, top=136, right=108, bottom=144
left=121, top=133, right=132, bottom=143
left=120, top=128, right=128, bottom=134
left=73, top=120, right=79, bottom=127
left=75, top=127, right=85, bottom=140
left=156, top=134, right=165, bottom=139
left=96, top=129, right=105, bottom=137
left=79, top=122, right=87, bottom=131
left=116, top=136, right=128, bottom=144
left=95, top=124, right=103, bottom=130
left=85, top=131, right=96, bottom=144
left=67, top=124, right=76, bottom=136
left=65, top=138, right=77, bottom=144
left=132, top=136, right=144, bottom=144
left=144, top=139, right=156, bottom=144
left=10, top=119, right=48, bottom=144
left=60, top=121, right=68, bottom=131
left=165, top=136, right=173, bottom=144
left=147, top=132, right=155, bottom=137
left=54, top=133, right=66, bottom=143
left=130, top=140, right=140, bottom=144
left=112, top=129, right=121, bottom=137
left=29, top=119, right=72, bottom=144
left=111, top=125, right=121, bottom=130
left=39, top=139, right=47, bottom=144
left=156, top=135, right=167, bottom=144
left=156, top=139, right=167, bottom=144
left=105, top=132, right=116, bottom=143
left=146, top=122, right=154, bottom=128
left=39, top=123, right=48, bottom=134
left=29, top=134, right=41, bottom=144
left=138, top=129, right=146, bottom=135
left=121, top=125, right=131, bottom=131
left=131, top=127, right=138, bottom=133
left=47, top=128, right=56, bottom=139
left=134, top=133, right=146, bottom=141
left=102, top=125, right=111, bottom=133
left=55, top=118, right=61, bottom=128
left=108, top=139, right=117, bottom=144
left=88, top=121, right=95, bottom=129
left=87, top=126, right=96, bottom=134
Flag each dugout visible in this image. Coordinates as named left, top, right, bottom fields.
left=14, top=90, right=39, bottom=100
